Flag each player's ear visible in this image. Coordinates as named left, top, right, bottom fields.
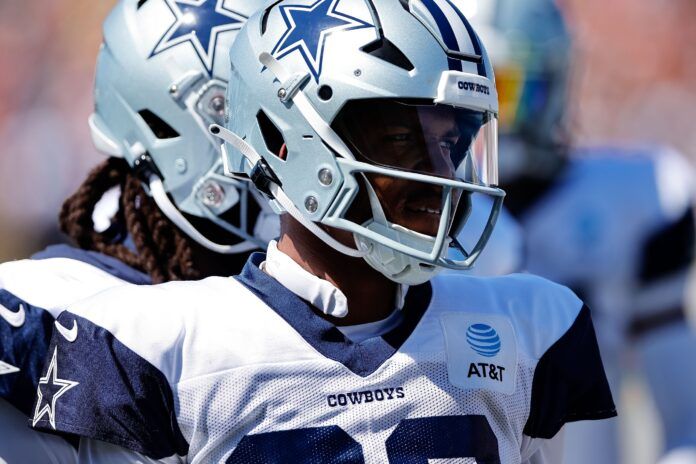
left=279, top=144, right=288, bottom=160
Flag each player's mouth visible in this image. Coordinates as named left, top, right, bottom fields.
left=400, top=191, right=443, bottom=235
left=406, top=205, right=442, bottom=215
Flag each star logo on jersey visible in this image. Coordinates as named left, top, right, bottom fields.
left=270, top=0, right=373, bottom=81
left=32, top=348, right=79, bottom=429
left=151, top=0, right=246, bottom=75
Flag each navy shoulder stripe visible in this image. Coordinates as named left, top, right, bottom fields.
left=31, top=312, right=188, bottom=459
left=31, top=245, right=151, bottom=285
left=0, top=290, right=54, bottom=416
left=524, top=305, right=617, bottom=439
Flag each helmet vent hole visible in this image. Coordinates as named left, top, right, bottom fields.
left=361, top=38, right=414, bottom=71
left=136, top=0, right=149, bottom=9
left=317, top=85, right=333, bottom=101
left=138, top=110, right=180, bottom=139
left=261, top=0, right=283, bottom=34
left=257, top=110, right=286, bottom=159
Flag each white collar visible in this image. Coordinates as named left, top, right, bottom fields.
left=337, top=309, right=403, bottom=343
left=260, top=241, right=407, bottom=319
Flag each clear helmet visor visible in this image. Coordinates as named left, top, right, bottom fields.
left=333, top=99, right=498, bottom=188
left=328, top=98, right=501, bottom=271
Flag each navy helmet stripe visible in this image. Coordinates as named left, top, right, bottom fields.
left=443, top=0, right=487, bottom=77
left=419, top=0, right=462, bottom=71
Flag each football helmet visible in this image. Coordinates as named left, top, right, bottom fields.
left=213, top=0, right=504, bottom=284
left=90, top=0, right=277, bottom=254
left=469, top=0, right=573, bottom=182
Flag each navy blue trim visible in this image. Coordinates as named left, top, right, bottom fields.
left=235, top=253, right=432, bottom=377
left=419, top=0, right=462, bottom=72
left=443, top=0, right=486, bottom=77
left=31, top=245, right=151, bottom=285
left=32, top=312, right=188, bottom=459
left=0, top=290, right=54, bottom=416
left=524, top=305, right=617, bottom=439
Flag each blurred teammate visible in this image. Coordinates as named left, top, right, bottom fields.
left=32, top=0, right=614, bottom=461
left=0, top=0, right=274, bottom=461
left=471, top=0, right=696, bottom=462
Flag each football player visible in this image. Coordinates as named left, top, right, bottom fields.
left=31, top=0, right=615, bottom=462
left=0, top=0, right=274, bottom=461
left=471, top=0, right=696, bottom=462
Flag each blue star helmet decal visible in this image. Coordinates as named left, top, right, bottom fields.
left=271, top=0, right=374, bottom=81
left=151, top=0, right=247, bottom=76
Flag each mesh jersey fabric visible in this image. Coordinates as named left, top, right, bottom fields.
left=32, top=253, right=615, bottom=463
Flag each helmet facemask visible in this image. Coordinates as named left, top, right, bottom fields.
left=319, top=99, right=498, bottom=283
left=213, top=0, right=505, bottom=285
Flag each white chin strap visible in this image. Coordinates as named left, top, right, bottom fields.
left=210, top=124, right=365, bottom=259
left=148, top=175, right=259, bottom=255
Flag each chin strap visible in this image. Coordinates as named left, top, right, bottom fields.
left=209, top=124, right=366, bottom=259
left=148, top=175, right=260, bottom=255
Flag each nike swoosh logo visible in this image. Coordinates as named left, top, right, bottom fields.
left=0, top=360, right=20, bottom=376
left=0, top=303, right=26, bottom=328
left=55, top=320, right=78, bottom=343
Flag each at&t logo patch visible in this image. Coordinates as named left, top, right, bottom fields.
left=466, top=323, right=501, bottom=357
left=441, top=313, right=518, bottom=395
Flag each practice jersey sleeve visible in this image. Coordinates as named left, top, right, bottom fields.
left=30, top=308, right=188, bottom=460
left=0, top=289, right=55, bottom=416
left=524, top=305, right=616, bottom=439
left=0, top=246, right=150, bottom=416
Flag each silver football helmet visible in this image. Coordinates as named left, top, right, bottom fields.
left=213, top=0, right=504, bottom=284
left=90, top=0, right=277, bottom=254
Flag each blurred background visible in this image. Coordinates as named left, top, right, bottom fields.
left=0, top=0, right=694, bottom=462
left=2, top=0, right=694, bottom=261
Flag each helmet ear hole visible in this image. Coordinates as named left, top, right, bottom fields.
left=138, top=110, right=180, bottom=139
left=136, top=0, right=149, bottom=9
left=317, top=85, right=333, bottom=101
left=256, top=110, right=287, bottom=159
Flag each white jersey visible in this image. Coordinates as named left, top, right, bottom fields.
left=0, top=245, right=151, bottom=463
left=33, top=253, right=615, bottom=464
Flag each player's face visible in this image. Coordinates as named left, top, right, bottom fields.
left=336, top=101, right=474, bottom=236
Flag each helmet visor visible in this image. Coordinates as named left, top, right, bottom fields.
left=333, top=99, right=498, bottom=187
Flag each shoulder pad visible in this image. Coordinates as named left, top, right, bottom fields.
left=432, top=272, right=584, bottom=359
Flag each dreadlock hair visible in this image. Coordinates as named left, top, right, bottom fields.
left=59, top=157, right=199, bottom=284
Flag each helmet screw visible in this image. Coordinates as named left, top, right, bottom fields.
left=304, top=195, right=319, bottom=213
left=277, top=88, right=287, bottom=99
left=169, top=84, right=178, bottom=94
left=175, top=158, right=187, bottom=174
left=354, top=69, right=362, bottom=77
left=201, top=181, right=226, bottom=207
left=318, top=168, right=333, bottom=186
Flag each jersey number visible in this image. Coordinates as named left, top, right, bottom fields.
left=227, top=415, right=500, bottom=463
